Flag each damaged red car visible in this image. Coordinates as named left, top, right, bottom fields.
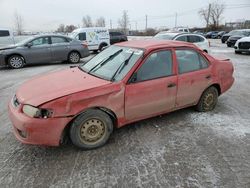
left=8, top=40, right=234, bottom=149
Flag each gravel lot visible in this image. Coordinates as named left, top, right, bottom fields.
left=0, top=39, right=250, bottom=188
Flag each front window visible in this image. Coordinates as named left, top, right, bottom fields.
left=81, top=45, right=144, bottom=81
left=136, top=50, right=173, bottom=82
left=31, top=37, right=49, bottom=46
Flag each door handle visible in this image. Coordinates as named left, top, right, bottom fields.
left=167, top=83, right=176, bottom=88
left=205, top=75, right=211, bottom=79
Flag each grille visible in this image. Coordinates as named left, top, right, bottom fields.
left=13, top=95, right=20, bottom=107
left=239, top=42, right=250, bottom=49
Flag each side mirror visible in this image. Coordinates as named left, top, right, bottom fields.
left=128, top=72, right=137, bottom=83
left=26, top=42, right=32, bottom=48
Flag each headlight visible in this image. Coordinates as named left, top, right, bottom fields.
left=22, top=105, right=53, bottom=118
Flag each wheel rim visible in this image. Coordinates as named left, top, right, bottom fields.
left=79, top=118, right=106, bottom=145
left=203, top=92, right=216, bottom=110
left=10, top=56, right=23, bottom=68
left=69, top=53, right=80, bottom=63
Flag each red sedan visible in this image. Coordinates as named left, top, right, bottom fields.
left=8, top=40, right=234, bottom=149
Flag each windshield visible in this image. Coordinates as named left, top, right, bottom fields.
left=229, top=30, right=243, bottom=35
left=154, top=34, right=175, bottom=40
left=81, top=45, right=144, bottom=81
left=16, top=36, right=35, bottom=45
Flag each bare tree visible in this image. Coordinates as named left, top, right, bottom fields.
left=198, top=6, right=210, bottom=29
left=65, top=25, right=77, bottom=33
left=118, top=10, right=129, bottom=34
left=14, top=12, right=24, bottom=35
left=96, top=17, right=106, bottom=27
left=56, top=24, right=65, bottom=33
left=198, top=1, right=225, bottom=29
left=210, top=2, right=225, bottom=28
left=82, top=15, right=93, bottom=27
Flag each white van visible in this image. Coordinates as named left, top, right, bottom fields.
left=0, top=28, right=15, bottom=47
left=70, top=27, right=110, bottom=52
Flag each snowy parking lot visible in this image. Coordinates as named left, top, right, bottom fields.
left=0, top=39, right=250, bottom=187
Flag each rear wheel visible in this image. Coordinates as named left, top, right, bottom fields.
left=70, top=109, right=113, bottom=150
left=235, top=51, right=241, bottom=54
left=8, top=55, right=25, bottom=69
left=196, top=86, right=218, bottom=112
left=99, top=43, right=107, bottom=51
left=68, top=51, right=80, bottom=63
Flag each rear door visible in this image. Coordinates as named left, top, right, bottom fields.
left=51, top=36, right=70, bottom=61
left=24, top=36, right=52, bottom=63
left=175, top=49, right=212, bottom=107
left=125, top=49, right=177, bottom=121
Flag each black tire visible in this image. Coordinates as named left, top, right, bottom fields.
left=227, top=43, right=231, bottom=47
left=93, top=50, right=99, bottom=54
left=99, top=43, right=107, bottom=51
left=70, top=109, right=113, bottom=150
left=68, top=51, right=80, bottom=63
left=8, top=55, right=25, bottom=69
left=196, top=86, right=218, bottom=112
left=235, top=51, right=241, bottom=54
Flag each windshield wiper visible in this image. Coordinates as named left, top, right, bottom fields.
left=88, top=49, right=123, bottom=73
left=110, top=52, right=134, bottom=81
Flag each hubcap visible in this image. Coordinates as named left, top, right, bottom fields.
left=204, top=93, right=214, bottom=109
left=10, top=56, right=23, bottom=68
left=80, top=118, right=106, bottom=144
left=69, top=53, right=80, bottom=63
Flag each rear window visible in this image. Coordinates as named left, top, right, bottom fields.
left=0, top=30, right=10, bottom=37
left=188, top=35, right=204, bottom=43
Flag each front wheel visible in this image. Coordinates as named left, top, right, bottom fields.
left=68, top=51, right=80, bottom=63
left=196, top=86, right=218, bottom=112
left=8, top=55, right=25, bottom=69
left=70, top=109, right=113, bottom=150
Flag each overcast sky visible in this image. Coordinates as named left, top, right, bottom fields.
left=0, top=0, right=250, bottom=31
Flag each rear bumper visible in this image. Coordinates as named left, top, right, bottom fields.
left=8, top=100, right=72, bottom=146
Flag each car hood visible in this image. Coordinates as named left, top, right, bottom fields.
left=0, top=45, right=17, bottom=50
left=237, top=37, right=250, bottom=42
left=16, top=67, right=111, bottom=106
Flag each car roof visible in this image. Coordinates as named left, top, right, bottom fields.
left=156, top=32, right=205, bottom=38
left=116, top=39, right=197, bottom=50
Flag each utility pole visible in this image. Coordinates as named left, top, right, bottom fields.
left=135, top=21, right=137, bottom=31
left=175, top=12, right=177, bottom=28
left=206, top=3, right=211, bottom=31
left=110, top=19, right=112, bottom=29
left=145, top=15, right=148, bottom=31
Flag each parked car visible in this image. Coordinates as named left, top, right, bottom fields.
left=0, top=28, right=15, bottom=47
left=154, top=32, right=210, bottom=53
left=234, top=36, right=250, bottom=54
left=217, top=31, right=226, bottom=39
left=168, top=27, right=190, bottom=33
left=109, top=31, right=128, bottom=44
left=221, top=29, right=249, bottom=43
left=193, top=30, right=204, bottom=35
left=8, top=40, right=234, bottom=149
left=0, top=34, right=89, bottom=68
left=70, top=27, right=110, bottom=52
left=205, top=31, right=219, bottom=39
left=226, top=29, right=250, bottom=47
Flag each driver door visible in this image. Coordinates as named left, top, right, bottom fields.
left=125, top=50, right=177, bottom=122
left=24, top=36, right=52, bottom=63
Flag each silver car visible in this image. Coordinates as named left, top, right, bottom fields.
left=0, top=34, right=89, bottom=68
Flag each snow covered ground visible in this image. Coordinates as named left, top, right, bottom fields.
left=0, top=39, right=249, bottom=187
